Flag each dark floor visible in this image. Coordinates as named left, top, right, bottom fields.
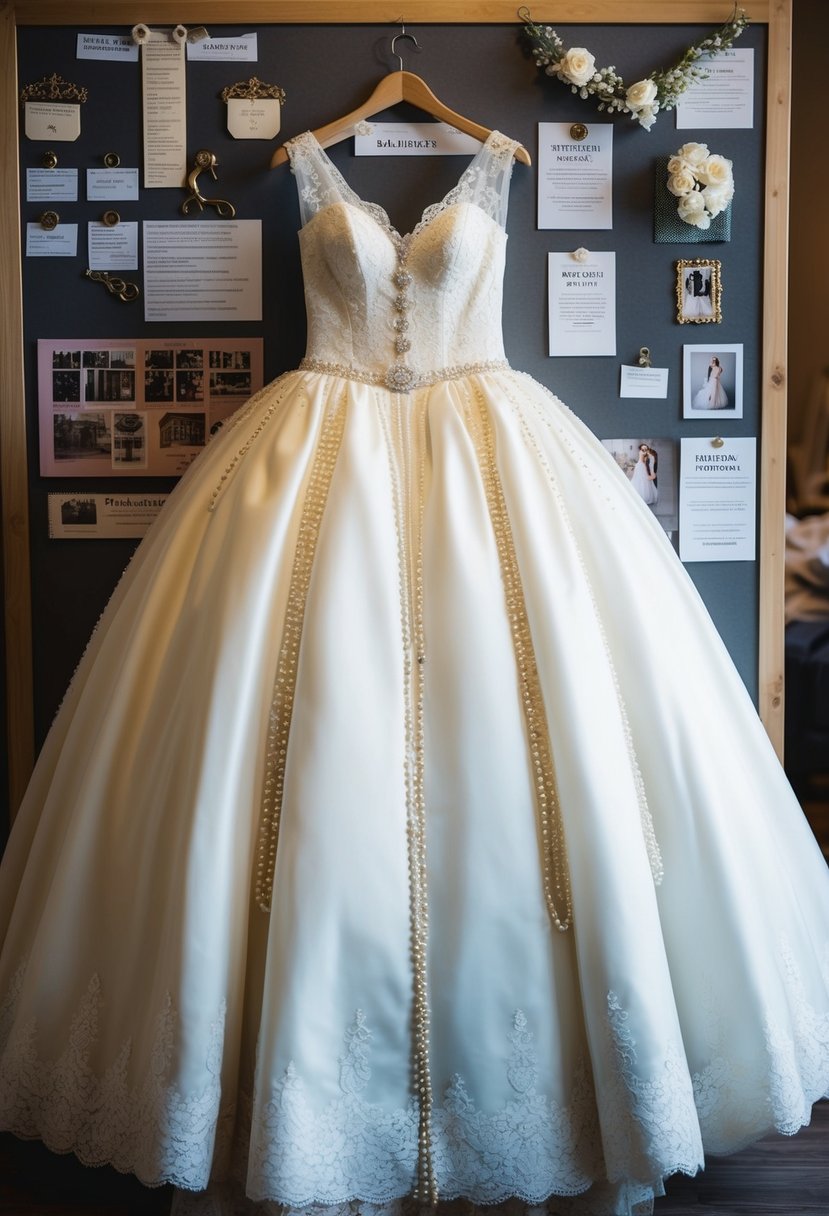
left=2, top=792, right=828, bottom=1215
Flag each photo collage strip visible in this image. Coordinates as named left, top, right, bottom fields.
left=40, top=338, right=264, bottom=477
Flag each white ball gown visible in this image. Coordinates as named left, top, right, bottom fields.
left=630, top=456, right=658, bottom=508
left=693, top=366, right=728, bottom=411
left=1, top=132, right=828, bottom=1216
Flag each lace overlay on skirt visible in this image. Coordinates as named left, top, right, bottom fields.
left=0, top=965, right=226, bottom=1189
left=3, top=956, right=828, bottom=1211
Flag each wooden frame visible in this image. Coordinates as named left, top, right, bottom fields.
left=0, top=1, right=791, bottom=814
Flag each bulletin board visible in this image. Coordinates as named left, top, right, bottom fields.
left=0, top=2, right=791, bottom=815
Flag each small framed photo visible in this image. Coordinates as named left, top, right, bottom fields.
left=683, top=343, right=743, bottom=418
left=676, top=259, right=722, bottom=324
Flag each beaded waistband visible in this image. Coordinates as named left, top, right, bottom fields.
left=299, top=356, right=510, bottom=392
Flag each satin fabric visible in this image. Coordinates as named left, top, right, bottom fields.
left=1, top=132, right=828, bottom=1216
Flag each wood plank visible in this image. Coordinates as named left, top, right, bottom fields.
left=0, top=2, right=34, bottom=816
left=9, top=0, right=772, bottom=25
left=758, top=0, right=793, bottom=754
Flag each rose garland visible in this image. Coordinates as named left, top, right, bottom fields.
left=519, top=8, right=749, bottom=131
left=667, top=142, right=734, bottom=229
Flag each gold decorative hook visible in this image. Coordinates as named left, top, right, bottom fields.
left=84, top=268, right=140, bottom=302
left=181, top=148, right=236, bottom=218
left=391, top=19, right=420, bottom=71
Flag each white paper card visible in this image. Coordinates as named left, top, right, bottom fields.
left=86, top=168, right=139, bottom=200
left=679, top=437, right=756, bottom=561
left=141, top=31, right=187, bottom=188
left=76, top=33, right=138, bottom=61
left=354, top=121, right=482, bottom=157
left=143, top=220, right=262, bottom=321
left=226, top=98, right=281, bottom=140
left=675, top=49, right=754, bottom=129
left=538, top=122, right=612, bottom=229
left=88, top=221, right=138, bottom=270
left=24, top=101, right=81, bottom=142
left=26, top=168, right=78, bottom=202
left=26, top=223, right=78, bottom=257
left=49, top=492, right=168, bottom=538
left=187, top=34, right=258, bottom=61
left=548, top=251, right=616, bottom=357
left=619, top=365, right=669, bottom=399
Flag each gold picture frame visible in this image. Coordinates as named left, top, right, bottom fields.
left=676, top=258, right=722, bottom=324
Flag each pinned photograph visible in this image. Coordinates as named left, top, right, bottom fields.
left=676, top=259, right=722, bottom=324
left=683, top=344, right=743, bottom=418
left=601, top=437, right=678, bottom=534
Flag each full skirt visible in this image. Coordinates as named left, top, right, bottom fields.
left=1, top=367, right=828, bottom=1216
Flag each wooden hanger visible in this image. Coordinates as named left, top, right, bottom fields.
left=270, top=29, right=531, bottom=169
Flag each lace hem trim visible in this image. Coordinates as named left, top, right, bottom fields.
left=298, top=358, right=510, bottom=392
left=3, top=953, right=828, bottom=1200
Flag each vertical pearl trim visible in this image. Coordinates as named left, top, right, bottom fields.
left=379, top=393, right=437, bottom=1206
left=508, top=374, right=664, bottom=886
left=464, top=384, right=573, bottom=933
left=255, top=391, right=348, bottom=914
left=207, top=373, right=295, bottom=513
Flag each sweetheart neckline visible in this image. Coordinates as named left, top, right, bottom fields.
left=298, top=195, right=505, bottom=249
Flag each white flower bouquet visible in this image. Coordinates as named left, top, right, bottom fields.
left=666, top=143, right=734, bottom=230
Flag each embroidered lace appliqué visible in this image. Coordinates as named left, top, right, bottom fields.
left=0, top=968, right=226, bottom=1190
left=246, top=1008, right=600, bottom=1206
left=3, top=953, right=829, bottom=1209
left=603, top=992, right=703, bottom=1183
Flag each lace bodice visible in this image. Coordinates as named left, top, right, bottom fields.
left=286, top=130, right=519, bottom=390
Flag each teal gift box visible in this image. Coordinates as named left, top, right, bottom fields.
left=653, top=157, right=731, bottom=243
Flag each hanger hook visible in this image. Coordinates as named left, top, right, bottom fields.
left=391, top=20, right=420, bottom=71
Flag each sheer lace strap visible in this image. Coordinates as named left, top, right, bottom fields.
left=286, top=131, right=349, bottom=226
left=448, top=130, right=520, bottom=231
left=286, top=128, right=519, bottom=233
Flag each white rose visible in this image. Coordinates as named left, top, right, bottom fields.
left=625, top=78, right=658, bottom=112
left=637, top=105, right=658, bottom=131
left=677, top=190, right=711, bottom=229
left=676, top=141, right=709, bottom=167
left=666, top=155, right=688, bottom=175
left=697, top=153, right=733, bottom=188
left=556, top=47, right=597, bottom=87
left=666, top=168, right=696, bottom=196
left=701, top=183, right=733, bottom=218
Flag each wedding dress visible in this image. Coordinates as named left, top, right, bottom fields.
left=629, top=456, right=658, bottom=507
left=1, top=131, right=828, bottom=1216
left=692, top=366, right=728, bottom=411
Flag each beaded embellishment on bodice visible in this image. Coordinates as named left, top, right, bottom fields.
left=286, top=130, right=519, bottom=391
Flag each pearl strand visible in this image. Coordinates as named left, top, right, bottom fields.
left=206, top=372, right=295, bottom=513
left=254, top=391, right=347, bottom=913
left=504, top=377, right=663, bottom=885
left=380, top=395, right=437, bottom=1206
left=464, top=384, right=573, bottom=933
